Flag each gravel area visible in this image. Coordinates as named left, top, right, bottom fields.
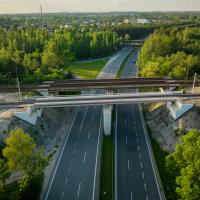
left=144, top=100, right=200, bottom=152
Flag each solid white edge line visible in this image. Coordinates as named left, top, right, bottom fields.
left=92, top=114, right=102, bottom=200
left=138, top=103, right=164, bottom=200
left=115, top=105, right=118, bottom=200
left=44, top=108, right=80, bottom=200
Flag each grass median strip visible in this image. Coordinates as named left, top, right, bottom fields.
left=99, top=135, right=114, bottom=200
left=116, top=50, right=134, bottom=78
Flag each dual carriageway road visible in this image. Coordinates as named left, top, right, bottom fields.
left=42, top=47, right=133, bottom=200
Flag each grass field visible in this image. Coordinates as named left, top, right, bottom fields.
left=66, top=59, right=107, bottom=79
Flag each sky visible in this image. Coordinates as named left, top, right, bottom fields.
left=0, top=0, right=200, bottom=14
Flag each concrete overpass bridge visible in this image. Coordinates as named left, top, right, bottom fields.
left=120, top=40, right=145, bottom=47
left=2, top=91, right=199, bottom=135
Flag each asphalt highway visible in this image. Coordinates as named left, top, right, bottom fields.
left=42, top=47, right=132, bottom=200
left=116, top=50, right=162, bottom=200
left=97, top=47, right=133, bottom=79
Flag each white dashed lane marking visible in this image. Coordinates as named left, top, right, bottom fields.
left=64, top=177, right=68, bottom=185
left=83, top=152, right=87, bottom=163
left=140, top=162, right=143, bottom=169
left=144, top=182, right=147, bottom=191
left=88, top=131, right=91, bottom=140
left=77, top=182, right=82, bottom=198
left=142, top=171, right=145, bottom=179
left=131, top=192, right=133, bottom=200
left=67, top=167, right=71, bottom=175
left=128, top=159, right=130, bottom=170
left=61, top=191, right=64, bottom=199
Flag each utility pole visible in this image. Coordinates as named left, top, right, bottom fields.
left=40, top=5, right=43, bottom=15
left=16, top=77, right=22, bottom=101
left=192, top=73, right=197, bottom=93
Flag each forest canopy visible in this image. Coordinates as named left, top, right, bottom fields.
left=138, top=27, right=200, bottom=79
left=0, top=28, right=121, bottom=83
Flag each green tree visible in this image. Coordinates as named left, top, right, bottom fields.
left=124, top=33, right=130, bottom=42
left=3, top=128, right=47, bottom=178
left=166, top=129, right=200, bottom=200
left=0, top=159, right=9, bottom=182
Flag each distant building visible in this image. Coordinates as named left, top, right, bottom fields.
left=124, top=18, right=138, bottom=24
left=137, top=18, right=151, bottom=24
left=124, top=19, right=129, bottom=24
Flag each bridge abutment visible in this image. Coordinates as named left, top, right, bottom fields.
left=167, top=100, right=193, bottom=120
left=160, top=88, right=193, bottom=120
left=103, top=104, right=113, bottom=135
left=13, top=106, right=42, bottom=125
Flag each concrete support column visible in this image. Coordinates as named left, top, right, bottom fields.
left=103, top=104, right=113, bottom=135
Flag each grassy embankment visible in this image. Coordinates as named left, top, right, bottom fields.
left=66, top=59, right=107, bottom=79
left=143, top=110, right=177, bottom=199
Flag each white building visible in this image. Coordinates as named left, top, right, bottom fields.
left=137, top=18, right=151, bottom=24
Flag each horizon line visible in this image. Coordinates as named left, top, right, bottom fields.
left=1, top=10, right=200, bottom=15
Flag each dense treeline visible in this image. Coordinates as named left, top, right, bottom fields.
left=0, top=28, right=121, bottom=82
left=138, top=27, right=200, bottom=78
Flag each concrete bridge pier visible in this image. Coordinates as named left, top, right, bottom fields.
left=13, top=106, right=43, bottom=125
left=103, top=104, right=113, bottom=135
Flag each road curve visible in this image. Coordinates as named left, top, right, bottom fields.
left=115, top=49, right=163, bottom=200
